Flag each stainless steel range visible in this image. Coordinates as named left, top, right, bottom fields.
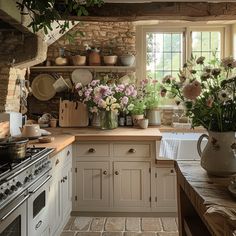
left=0, top=147, right=54, bottom=236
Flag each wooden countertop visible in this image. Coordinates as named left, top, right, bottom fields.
left=29, top=134, right=75, bottom=157
left=176, top=161, right=236, bottom=236
left=45, top=127, right=162, bottom=141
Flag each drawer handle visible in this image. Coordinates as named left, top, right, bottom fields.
left=103, top=170, right=108, bottom=176
left=170, top=169, right=174, bottom=173
left=67, top=150, right=70, bottom=156
left=88, top=148, right=96, bottom=153
left=115, top=170, right=119, bottom=175
left=55, top=159, right=59, bottom=165
left=128, top=148, right=136, bottom=153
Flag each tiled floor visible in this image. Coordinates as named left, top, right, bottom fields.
left=61, top=217, right=179, bottom=236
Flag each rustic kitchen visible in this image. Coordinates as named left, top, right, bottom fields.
left=0, top=1, right=236, bottom=236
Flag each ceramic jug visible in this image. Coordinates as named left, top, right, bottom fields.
left=197, top=131, right=236, bottom=176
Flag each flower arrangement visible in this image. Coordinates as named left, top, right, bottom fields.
left=75, top=80, right=138, bottom=115
left=141, top=78, right=161, bottom=109
left=162, top=55, right=236, bottom=132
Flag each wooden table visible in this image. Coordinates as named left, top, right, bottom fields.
left=175, top=161, right=236, bottom=236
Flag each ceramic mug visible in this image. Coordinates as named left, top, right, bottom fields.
left=138, top=118, right=149, bottom=129
left=50, top=118, right=57, bottom=128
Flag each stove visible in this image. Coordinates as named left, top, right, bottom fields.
left=0, top=147, right=54, bottom=211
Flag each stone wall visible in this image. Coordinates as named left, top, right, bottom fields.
left=47, top=21, right=136, bottom=63
left=0, top=29, right=47, bottom=112
left=27, top=21, right=136, bottom=118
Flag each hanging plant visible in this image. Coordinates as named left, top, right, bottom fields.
left=16, top=0, right=104, bottom=35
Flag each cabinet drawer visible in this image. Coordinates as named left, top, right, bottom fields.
left=113, top=143, right=151, bottom=158
left=76, top=143, right=110, bottom=157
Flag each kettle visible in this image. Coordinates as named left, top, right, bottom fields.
left=20, top=124, right=41, bottom=139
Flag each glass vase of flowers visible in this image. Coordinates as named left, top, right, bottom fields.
left=76, top=80, right=138, bottom=130
left=162, top=54, right=236, bottom=176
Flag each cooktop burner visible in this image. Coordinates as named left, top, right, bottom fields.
left=0, top=147, right=47, bottom=177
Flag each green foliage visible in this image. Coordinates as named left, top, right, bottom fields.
left=16, top=0, right=104, bottom=35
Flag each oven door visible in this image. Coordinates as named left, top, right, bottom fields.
left=0, top=192, right=29, bottom=236
left=27, top=173, right=52, bottom=236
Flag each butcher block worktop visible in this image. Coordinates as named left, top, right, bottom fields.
left=176, top=161, right=236, bottom=236
left=44, top=127, right=162, bottom=141
left=28, top=127, right=162, bottom=157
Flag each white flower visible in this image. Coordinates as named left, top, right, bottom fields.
left=111, top=103, right=120, bottom=111
left=127, top=104, right=134, bottom=111
left=78, top=90, right=83, bottom=97
left=218, top=90, right=230, bottom=102
left=106, top=106, right=110, bottom=111
left=98, top=99, right=107, bottom=109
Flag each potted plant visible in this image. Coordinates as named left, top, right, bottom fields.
left=128, top=99, right=146, bottom=126
left=142, top=78, right=162, bottom=125
left=71, top=50, right=87, bottom=66
left=162, top=54, right=236, bottom=176
left=85, top=44, right=101, bottom=66
left=103, top=41, right=118, bottom=66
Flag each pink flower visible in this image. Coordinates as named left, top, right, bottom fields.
left=183, top=80, right=201, bottom=100
left=131, top=89, right=137, bottom=97
left=152, top=79, right=158, bottom=84
left=115, top=84, right=125, bottom=92
left=90, top=80, right=100, bottom=87
left=125, top=88, right=131, bottom=96
left=141, top=79, right=148, bottom=86
left=121, top=96, right=129, bottom=105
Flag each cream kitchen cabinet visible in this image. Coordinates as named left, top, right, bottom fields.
left=73, top=141, right=153, bottom=212
left=49, top=145, right=72, bottom=236
left=153, top=167, right=177, bottom=212
left=75, top=161, right=110, bottom=209
left=113, top=161, right=150, bottom=208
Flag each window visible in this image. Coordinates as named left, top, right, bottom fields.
left=146, top=32, right=183, bottom=79
left=138, top=25, right=227, bottom=82
left=191, top=31, right=221, bottom=62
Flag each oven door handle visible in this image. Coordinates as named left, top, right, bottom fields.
left=29, top=175, right=52, bottom=194
left=0, top=194, right=30, bottom=221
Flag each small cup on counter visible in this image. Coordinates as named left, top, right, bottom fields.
left=50, top=118, right=57, bottom=128
left=138, top=118, right=149, bottom=129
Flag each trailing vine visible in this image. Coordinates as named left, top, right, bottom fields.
left=16, top=0, right=104, bottom=35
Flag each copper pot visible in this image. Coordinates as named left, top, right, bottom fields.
left=0, top=137, right=29, bottom=161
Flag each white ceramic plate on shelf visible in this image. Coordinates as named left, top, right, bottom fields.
left=71, top=69, right=93, bottom=86
left=32, top=74, right=56, bottom=101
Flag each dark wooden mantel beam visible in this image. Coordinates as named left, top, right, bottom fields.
left=60, top=2, right=236, bottom=21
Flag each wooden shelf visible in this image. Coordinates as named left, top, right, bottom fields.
left=30, top=65, right=136, bottom=72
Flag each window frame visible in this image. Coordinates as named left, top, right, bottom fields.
left=136, top=24, right=230, bottom=83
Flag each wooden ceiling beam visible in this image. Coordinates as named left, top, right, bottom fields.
left=58, top=2, right=236, bottom=21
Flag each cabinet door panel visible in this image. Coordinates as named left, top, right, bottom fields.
left=76, top=162, right=110, bottom=207
left=155, top=168, right=177, bottom=208
left=61, top=163, right=72, bottom=220
left=114, top=162, right=150, bottom=208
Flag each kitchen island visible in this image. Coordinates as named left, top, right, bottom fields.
left=176, top=161, right=236, bottom=236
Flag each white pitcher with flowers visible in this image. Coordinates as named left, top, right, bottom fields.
left=162, top=54, right=236, bottom=176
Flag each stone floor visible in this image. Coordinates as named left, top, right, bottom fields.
left=60, top=217, right=179, bottom=236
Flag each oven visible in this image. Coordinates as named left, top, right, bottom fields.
left=0, top=191, right=28, bottom=236
left=27, top=172, right=52, bottom=236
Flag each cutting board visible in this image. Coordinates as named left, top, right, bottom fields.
left=59, top=99, right=89, bottom=127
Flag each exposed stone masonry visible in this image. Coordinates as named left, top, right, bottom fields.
left=47, top=21, right=136, bottom=63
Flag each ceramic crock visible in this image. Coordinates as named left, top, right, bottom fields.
left=197, top=131, right=236, bottom=176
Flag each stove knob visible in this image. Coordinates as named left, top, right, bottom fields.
left=28, top=174, right=33, bottom=180
left=34, top=169, right=39, bottom=175
left=16, top=181, right=22, bottom=188
left=10, top=185, right=17, bottom=192
left=4, top=189, right=12, bottom=195
left=0, top=193, right=7, bottom=201
left=24, top=177, right=29, bottom=183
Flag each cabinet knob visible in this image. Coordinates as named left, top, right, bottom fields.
left=88, top=148, right=96, bottom=153
left=170, top=169, right=174, bottom=173
left=128, top=148, right=136, bottom=153
left=61, top=179, right=64, bottom=183
left=63, top=176, right=68, bottom=181
left=67, top=150, right=70, bottom=156
left=103, top=170, right=108, bottom=175
left=55, top=159, right=60, bottom=165
left=115, top=170, right=119, bottom=175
